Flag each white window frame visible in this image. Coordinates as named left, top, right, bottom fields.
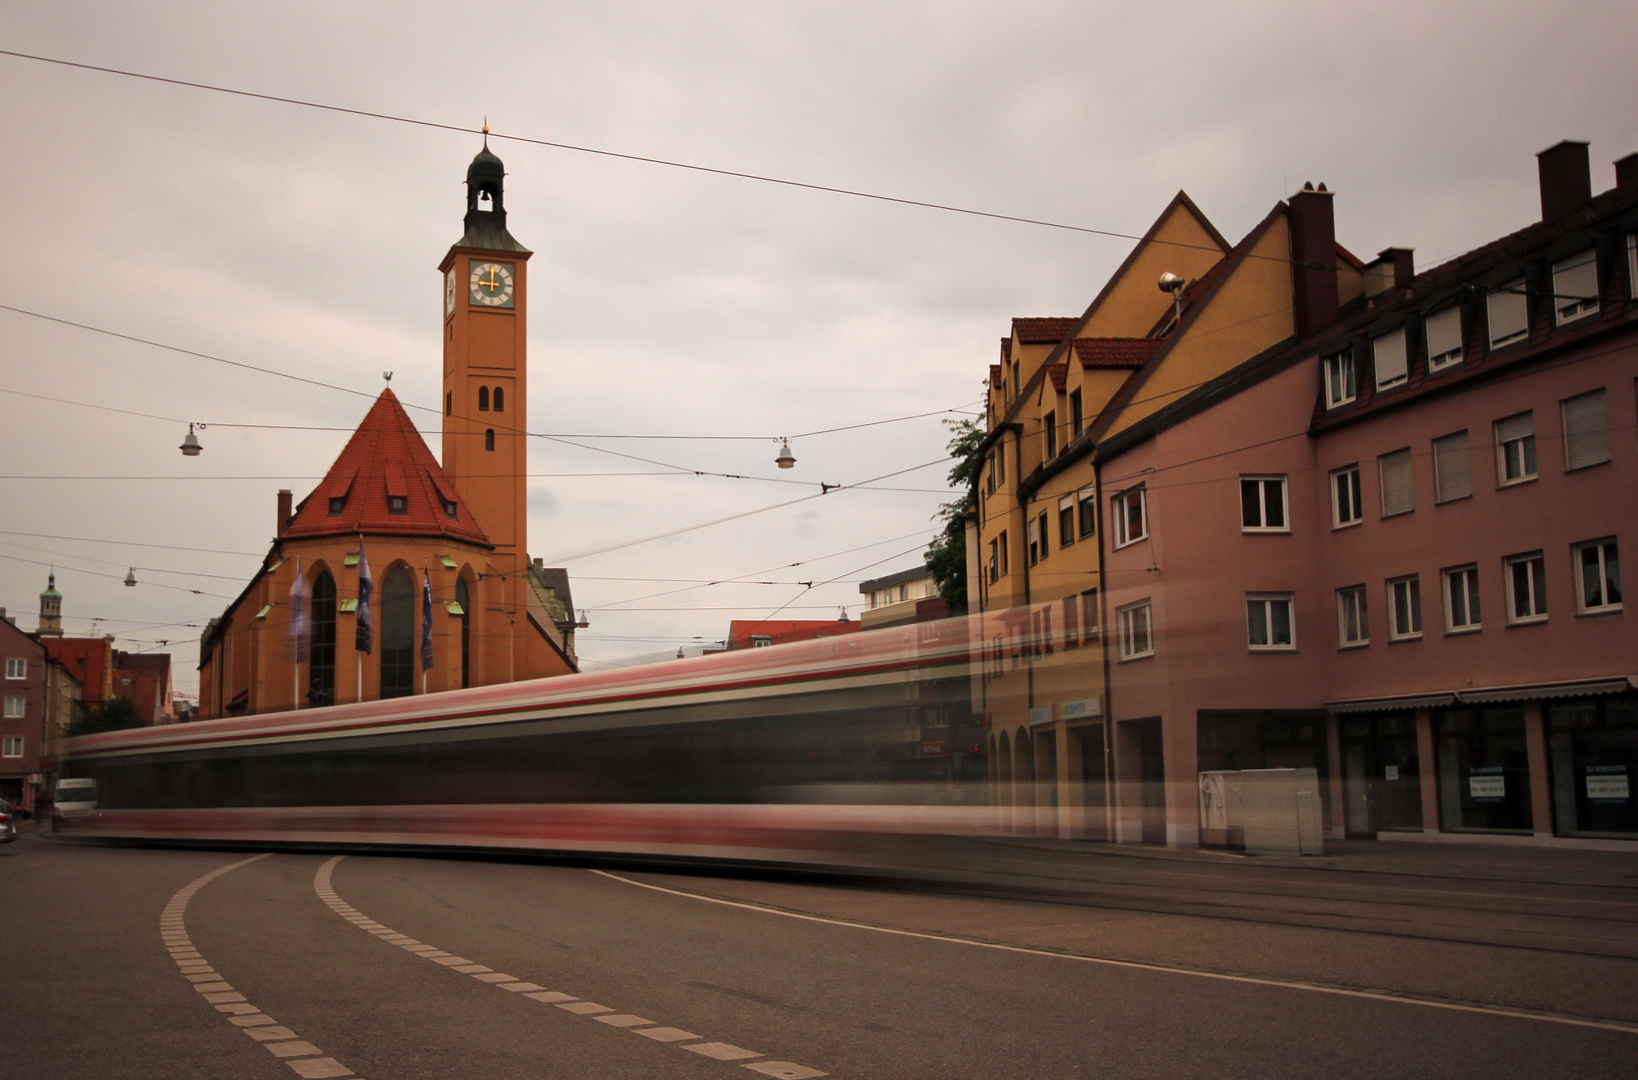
left=1573, top=538, right=1622, bottom=615
left=1337, top=586, right=1369, bottom=648
left=1551, top=249, right=1600, bottom=326
left=1561, top=389, right=1612, bottom=471
left=1487, top=279, right=1530, bottom=349
left=1424, top=306, right=1464, bottom=373
left=1111, top=486, right=1148, bottom=549
left=1322, top=350, right=1356, bottom=408
left=1246, top=593, right=1295, bottom=651
left=750, top=635, right=773, bottom=648
left=1505, top=551, right=1548, bottom=625
left=1373, top=327, right=1409, bottom=390
left=4, top=657, right=24, bottom=680
left=1378, top=448, right=1414, bottom=518
left=3, top=696, right=23, bottom=719
left=1116, top=600, right=1153, bottom=661
left=1331, top=464, right=1363, bottom=529
left=1240, top=475, right=1289, bottom=533
left=1, top=735, right=22, bottom=757
left=1443, top=564, right=1482, bottom=634
left=1387, top=575, right=1423, bottom=641
left=1432, top=430, right=1473, bottom=504
left=1058, top=493, right=1076, bottom=548
left=1494, top=412, right=1538, bottom=486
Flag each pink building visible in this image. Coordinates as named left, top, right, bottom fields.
left=1096, top=142, right=1636, bottom=848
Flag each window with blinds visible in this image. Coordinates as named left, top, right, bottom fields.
left=1487, top=280, right=1529, bottom=349
left=1551, top=250, right=1600, bottom=325
left=1433, top=431, right=1472, bottom=503
left=1494, top=411, right=1537, bottom=484
left=1378, top=449, right=1414, bottom=517
left=1425, top=306, right=1463, bottom=372
left=1561, top=389, right=1611, bottom=471
left=1373, top=327, right=1408, bottom=390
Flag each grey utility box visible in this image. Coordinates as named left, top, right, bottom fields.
left=1239, top=767, right=1324, bottom=856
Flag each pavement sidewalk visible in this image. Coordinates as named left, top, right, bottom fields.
left=966, top=833, right=1638, bottom=888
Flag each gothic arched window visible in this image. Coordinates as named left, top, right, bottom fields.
left=455, top=575, right=472, bottom=689
left=379, top=567, right=415, bottom=699
left=309, top=571, right=337, bottom=707
left=478, top=386, right=489, bottom=411
left=492, top=386, right=504, bottom=413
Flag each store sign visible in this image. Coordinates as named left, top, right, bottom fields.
left=919, top=740, right=946, bottom=758
left=1468, top=765, right=1506, bottom=802
left=1384, top=765, right=1400, bottom=781
left=1028, top=707, right=1053, bottom=726
left=1058, top=696, right=1102, bottom=720
left=1586, top=765, right=1630, bottom=803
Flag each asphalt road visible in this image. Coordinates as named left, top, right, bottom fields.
left=4, top=831, right=1638, bottom=1080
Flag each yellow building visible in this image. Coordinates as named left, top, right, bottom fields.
left=970, top=194, right=1230, bottom=836
left=199, top=142, right=579, bottom=718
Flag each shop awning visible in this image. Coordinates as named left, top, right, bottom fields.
left=1457, top=677, right=1637, bottom=705
left=1327, top=693, right=1456, bottom=714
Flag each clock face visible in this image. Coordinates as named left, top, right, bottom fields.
left=444, top=269, right=456, bottom=317
left=469, top=261, right=516, bottom=308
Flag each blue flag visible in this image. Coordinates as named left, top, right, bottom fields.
left=355, top=544, right=373, bottom=655
left=420, top=567, right=434, bottom=672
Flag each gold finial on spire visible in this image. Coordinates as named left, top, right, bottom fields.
left=481, top=117, right=489, bottom=147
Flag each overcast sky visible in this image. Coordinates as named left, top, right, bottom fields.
left=1, top=2, right=1634, bottom=693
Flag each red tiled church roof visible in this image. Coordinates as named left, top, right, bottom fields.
left=1013, top=317, right=1078, bottom=344
left=280, top=389, right=492, bottom=547
left=1073, top=338, right=1163, bottom=368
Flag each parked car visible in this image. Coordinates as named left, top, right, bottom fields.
left=0, top=808, right=16, bottom=844
left=0, top=798, right=30, bottom=820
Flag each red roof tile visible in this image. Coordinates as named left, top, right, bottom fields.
left=1046, top=363, right=1068, bottom=391
left=281, top=390, right=492, bottom=547
left=989, top=363, right=1003, bottom=388
left=999, top=338, right=1012, bottom=364
left=1012, top=317, right=1078, bottom=344
left=728, top=619, right=861, bottom=649
left=1073, top=338, right=1163, bottom=368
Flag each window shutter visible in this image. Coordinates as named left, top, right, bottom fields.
left=1373, top=328, right=1408, bottom=388
left=1494, top=412, right=1533, bottom=446
left=1379, top=449, right=1414, bottom=516
left=1551, top=251, right=1599, bottom=322
left=1562, top=389, right=1611, bottom=470
left=1424, top=307, right=1463, bottom=369
left=1433, top=432, right=1471, bottom=503
left=1487, top=281, right=1529, bottom=347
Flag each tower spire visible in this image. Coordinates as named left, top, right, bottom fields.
left=38, top=565, right=63, bottom=637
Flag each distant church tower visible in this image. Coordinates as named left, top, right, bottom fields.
left=438, top=138, right=532, bottom=633
left=37, top=569, right=62, bottom=637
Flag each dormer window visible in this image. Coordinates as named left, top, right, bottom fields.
left=1373, top=328, right=1408, bottom=390
left=442, top=498, right=458, bottom=520
left=387, top=495, right=408, bottom=515
left=1487, top=279, right=1529, bottom=349
left=1551, top=250, right=1600, bottom=325
left=1424, top=307, right=1463, bottom=373
left=1322, top=349, right=1355, bottom=408
left=327, top=497, right=346, bottom=517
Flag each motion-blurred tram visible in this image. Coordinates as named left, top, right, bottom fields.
left=56, top=620, right=992, bottom=869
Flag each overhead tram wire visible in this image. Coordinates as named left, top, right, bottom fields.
left=0, top=50, right=1331, bottom=271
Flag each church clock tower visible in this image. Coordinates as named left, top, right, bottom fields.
left=438, top=140, right=532, bottom=645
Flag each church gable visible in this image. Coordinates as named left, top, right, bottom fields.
left=281, top=389, right=492, bottom=547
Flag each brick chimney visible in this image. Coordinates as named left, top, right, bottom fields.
left=1614, top=153, right=1638, bottom=190
left=1537, top=140, right=1591, bottom=221
left=1288, top=182, right=1338, bottom=340
left=277, top=489, right=293, bottom=533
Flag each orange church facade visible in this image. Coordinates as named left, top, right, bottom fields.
left=198, top=144, right=579, bottom=719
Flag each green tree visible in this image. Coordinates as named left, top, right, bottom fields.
left=925, top=417, right=985, bottom=614
left=67, top=697, right=142, bottom=738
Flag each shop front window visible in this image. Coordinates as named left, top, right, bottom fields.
left=1549, top=695, right=1638, bottom=839
left=1436, top=707, right=1532, bottom=833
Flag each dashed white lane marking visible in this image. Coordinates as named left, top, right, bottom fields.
left=314, top=856, right=828, bottom=1078
left=592, top=868, right=1638, bottom=1038
left=165, top=853, right=366, bottom=1079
